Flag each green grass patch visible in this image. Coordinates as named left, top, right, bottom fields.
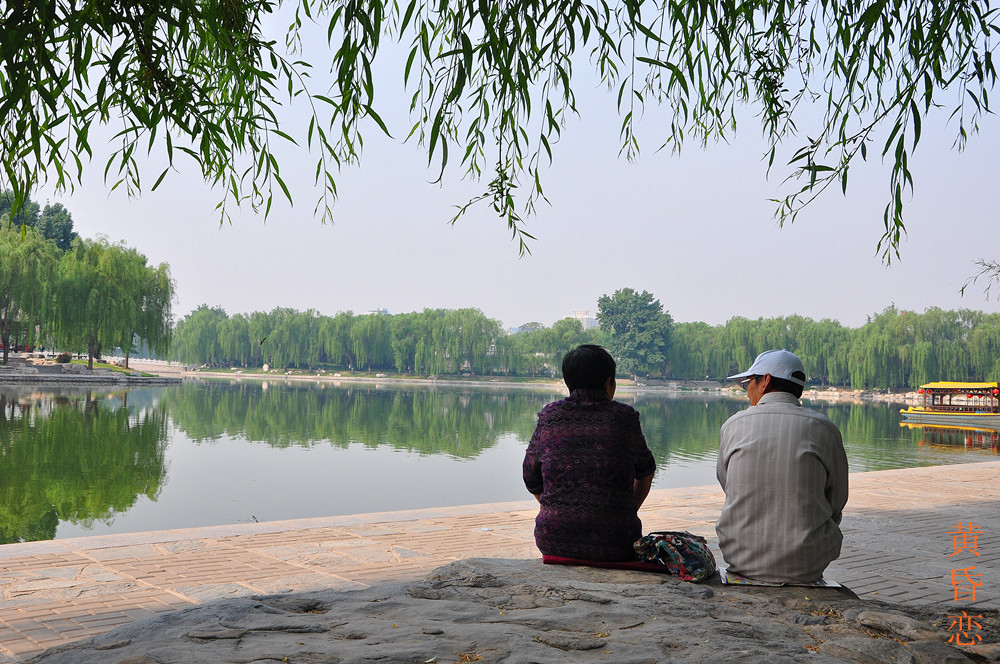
left=69, top=359, right=156, bottom=377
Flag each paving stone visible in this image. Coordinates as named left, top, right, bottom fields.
left=3, top=640, right=47, bottom=656
left=155, top=541, right=206, bottom=554
left=74, top=613, right=130, bottom=625
left=81, top=545, right=161, bottom=562
left=172, top=583, right=259, bottom=602
left=241, top=574, right=366, bottom=594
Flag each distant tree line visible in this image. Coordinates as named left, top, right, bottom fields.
left=667, top=306, right=1000, bottom=390
left=171, top=305, right=602, bottom=376
left=174, top=296, right=1000, bottom=390
left=0, top=191, right=174, bottom=368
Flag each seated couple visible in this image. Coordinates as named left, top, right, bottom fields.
left=523, top=345, right=848, bottom=584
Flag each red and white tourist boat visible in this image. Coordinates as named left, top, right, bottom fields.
left=900, top=381, right=1000, bottom=427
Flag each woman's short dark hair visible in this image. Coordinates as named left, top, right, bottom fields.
left=562, top=345, right=616, bottom=391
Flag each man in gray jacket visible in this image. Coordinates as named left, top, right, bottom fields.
left=717, top=349, right=849, bottom=583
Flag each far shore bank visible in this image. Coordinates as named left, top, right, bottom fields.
left=143, top=361, right=922, bottom=406
left=2, top=354, right=923, bottom=406
left=0, top=355, right=180, bottom=386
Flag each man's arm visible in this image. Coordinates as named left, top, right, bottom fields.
left=826, top=427, right=850, bottom=523
left=717, top=423, right=730, bottom=491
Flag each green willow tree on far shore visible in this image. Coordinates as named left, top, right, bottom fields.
left=1, top=2, right=994, bottom=263
left=508, top=319, right=604, bottom=377
left=666, top=306, right=1000, bottom=390
left=50, top=238, right=175, bottom=370
left=172, top=306, right=603, bottom=378
left=0, top=193, right=172, bottom=366
left=172, top=301, right=1000, bottom=390
left=0, top=224, right=58, bottom=363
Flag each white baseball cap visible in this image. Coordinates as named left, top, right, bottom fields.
left=727, top=349, right=806, bottom=387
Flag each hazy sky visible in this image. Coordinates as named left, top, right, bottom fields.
left=33, top=27, right=1000, bottom=331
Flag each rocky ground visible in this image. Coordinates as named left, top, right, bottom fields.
left=23, top=558, right=999, bottom=664
left=0, top=355, right=179, bottom=384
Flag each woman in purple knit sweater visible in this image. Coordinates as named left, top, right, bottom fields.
left=522, top=345, right=656, bottom=561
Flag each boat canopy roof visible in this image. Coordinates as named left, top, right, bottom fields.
left=919, top=381, right=1000, bottom=390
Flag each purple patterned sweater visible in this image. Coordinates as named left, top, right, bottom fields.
left=522, top=388, right=656, bottom=561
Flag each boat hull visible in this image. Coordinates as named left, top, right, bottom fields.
left=900, top=410, right=1000, bottom=428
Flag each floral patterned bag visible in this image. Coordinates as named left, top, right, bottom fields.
left=634, top=531, right=717, bottom=582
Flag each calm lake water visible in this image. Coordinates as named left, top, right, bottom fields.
left=1, top=379, right=996, bottom=543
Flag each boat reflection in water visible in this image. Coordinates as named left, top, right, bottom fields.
left=899, top=421, right=1000, bottom=452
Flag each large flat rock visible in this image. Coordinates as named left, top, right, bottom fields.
left=23, top=558, right=998, bottom=663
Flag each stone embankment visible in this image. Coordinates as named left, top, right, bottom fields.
left=803, top=386, right=920, bottom=407
left=176, top=367, right=925, bottom=406
left=0, top=356, right=180, bottom=385
left=4, top=462, right=999, bottom=662
left=2, top=353, right=931, bottom=407
left=640, top=381, right=921, bottom=406
left=22, top=558, right=999, bottom=664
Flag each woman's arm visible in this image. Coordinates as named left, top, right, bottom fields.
left=633, top=473, right=654, bottom=509
left=523, top=419, right=546, bottom=499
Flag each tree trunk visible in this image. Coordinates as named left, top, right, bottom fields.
left=0, top=316, right=10, bottom=364
left=87, top=335, right=96, bottom=370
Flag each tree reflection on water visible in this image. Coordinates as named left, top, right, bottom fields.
left=0, top=387, right=168, bottom=543
left=160, top=380, right=548, bottom=457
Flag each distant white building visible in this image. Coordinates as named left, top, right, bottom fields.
left=571, top=310, right=599, bottom=330
left=364, top=308, right=390, bottom=316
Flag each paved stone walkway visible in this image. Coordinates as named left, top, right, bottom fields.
left=1, top=461, right=998, bottom=661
